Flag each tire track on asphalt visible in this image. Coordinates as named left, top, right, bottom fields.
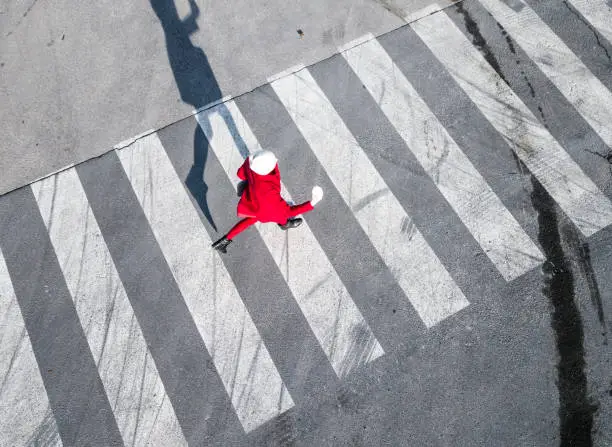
left=527, top=159, right=597, bottom=446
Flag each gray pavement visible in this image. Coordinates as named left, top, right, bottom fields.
left=0, top=0, right=450, bottom=196
left=1, top=0, right=612, bottom=445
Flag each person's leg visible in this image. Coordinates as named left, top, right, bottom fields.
left=212, top=217, right=258, bottom=253
left=227, top=217, right=257, bottom=240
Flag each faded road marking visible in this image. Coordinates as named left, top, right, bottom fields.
left=344, top=35, right=544, bottom=281
left=413, top=12, right=612, bottom=237
left=33, top=169, right=187, bottom=447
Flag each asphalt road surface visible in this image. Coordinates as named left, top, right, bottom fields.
left=1, top=0, right=611, bottom=445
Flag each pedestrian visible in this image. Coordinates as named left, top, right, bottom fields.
left=212, top=150, right=324, bottom=253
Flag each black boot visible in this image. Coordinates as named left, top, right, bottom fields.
left=278, top=217, right=303, bottom=230
left=212, top=236, right=232, bottom=253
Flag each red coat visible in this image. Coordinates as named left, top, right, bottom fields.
left=236, top=158, right=313, bottom=223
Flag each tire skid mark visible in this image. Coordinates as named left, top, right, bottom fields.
left=514, top=149, right=598, bottom=445
left=455, top=2, right=509, bottom=86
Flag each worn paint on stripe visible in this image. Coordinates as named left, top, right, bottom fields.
left=343, top=37, right=545, bottom=280
left=565, top=0, right=612, bottom=49
left=270, top=69, right=469, bottom=328
left=0, top=247, right=62, bottom=447
left=412, top=12, right=612, bottom=237
left=77, top=153, right=244, bottom=443
left=478, top=0, right=612, bottom=173
left=196, top=101, right=385, bottom=378
left=117, top=133, right=293, bottom=432
left=0, top=187, right=124, bottom=445
left=32, top=170, right=187, bottom=447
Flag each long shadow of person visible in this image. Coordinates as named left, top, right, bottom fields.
left=151, top=0, right=248, bottom=232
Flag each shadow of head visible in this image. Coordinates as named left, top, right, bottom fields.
left=150, top=0, right=222, bottom=109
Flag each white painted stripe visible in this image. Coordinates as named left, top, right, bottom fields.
left=478, top=0, right=612, bottom=174
left=343, top=38, right=545, bottom=280
left=412, top=12, right=612, bottom=237
left=565, top=0, right=612, bottom=49
left=0, top=246, right=62, bottom=447
left=117, top=133, right=293, bottom=432
left=31, top=170, right=187, bottom=447
left=196, top=101, right=384, bottom=378
left=270, top=70, right=469, bottom=328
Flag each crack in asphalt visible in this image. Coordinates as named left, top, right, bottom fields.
left=4, top=0, right=41, bottom=37
left=563, top=225, right=608, bottom=342
left=585, top=148, right=612, bottom=165
left=561, top=0, right=612, bottom=62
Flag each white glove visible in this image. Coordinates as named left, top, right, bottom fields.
left=311, top=186, right=323, bottom=206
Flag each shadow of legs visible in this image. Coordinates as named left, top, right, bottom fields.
left=185, top=123, right=217, bottom=231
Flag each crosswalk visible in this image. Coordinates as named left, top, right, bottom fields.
left=118, top=132, right=292, bottom=432
left=411, top=11, right=612, bottom=237
left=341, top=36, right=545, bottom=281
left=1, top=0, right=611, bottom=443
left=271, top=68, right=470, bottom=325
left=32, top=170, right=187, bottom=446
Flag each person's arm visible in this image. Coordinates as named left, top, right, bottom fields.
left=286, top=201, right=314, bottom=218
left=182, top=0, right=200, bottom=35
left=236, top=160, right=248, bottom=180
left=284, top=186, right=323, bottom=218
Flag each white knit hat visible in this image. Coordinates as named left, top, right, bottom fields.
left=248, top=150, right=277, bottom=175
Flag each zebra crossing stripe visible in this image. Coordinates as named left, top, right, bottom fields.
left=412, top=12, right=612, bottom=237
left=196, top=101, right=385, bottom=378
left=117, top=133, right=293, bottom=432
left=342, top=37, right=545, bottom=281
left=31, top=170, right=187, bottom=447
left=270, top=69, right=469, bottom=328
left=477, top=0, right=612, bottom=178
left=0, top=247, right=62, bottom=447
left=565, top=0, right=612, bottom=50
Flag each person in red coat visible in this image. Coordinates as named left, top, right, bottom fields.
left=212, top=150, right=323, bottom=253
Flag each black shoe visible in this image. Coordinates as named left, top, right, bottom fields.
left=278, top=217, right=303, bottom=230
left=212, top=236, right=232, bottom=253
